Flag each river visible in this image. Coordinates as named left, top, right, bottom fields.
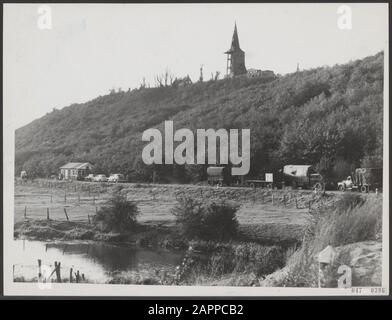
left=12, top=239, right=184, bottom=284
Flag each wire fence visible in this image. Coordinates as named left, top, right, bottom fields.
left=14, top=180, right=111, bottom=222
left=13, top=260, right=88, bottom=283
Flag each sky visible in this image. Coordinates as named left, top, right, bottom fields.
left=4, top=3, right=389, bottom=128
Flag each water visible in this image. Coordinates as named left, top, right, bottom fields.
left=12, top=239, right=184, bottom=283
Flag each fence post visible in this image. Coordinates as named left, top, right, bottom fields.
left=69, top=268, right=73, bottom=283
left=63, top=208, right=69, bottom=221
left=47, top=208, right=50, bottom=220
left=272, top=193, right=274, bottom=205
left=38, top=259, right=42, bottom=280
left=78, top=194, right=80, bottom=204
left=76, top=271, right=80, bottom=283
left=56, top=262, right=61, bottom=283
left=24, top=206, right=27, bottom=219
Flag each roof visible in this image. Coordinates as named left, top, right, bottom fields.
left=207, top=166, right=225, bottom=176
left=283, top=165, right=313, bottom=177
left=60, top=162, right=93, bottom=170
left=318, top=245, right=337, bottom=264
left=284, top=165, right=312, bottom=170
left=225, top=23, right=244, bottom=54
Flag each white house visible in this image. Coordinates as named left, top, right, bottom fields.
left=59, top=162, right=94, bottom=180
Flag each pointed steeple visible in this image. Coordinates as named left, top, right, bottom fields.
left=224, top=22, right=246, bottom=77
left=226, top=22, right=243, bottom=53
left=231, top=22, right=240, bottom=50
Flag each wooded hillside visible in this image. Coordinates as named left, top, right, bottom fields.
left=15, top=52, right=383, bottom=183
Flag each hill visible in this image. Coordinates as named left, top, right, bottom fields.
left=15, top=52, right=384, bottom=183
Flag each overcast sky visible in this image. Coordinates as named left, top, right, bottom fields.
left=4, top=3, right=388, bottom=128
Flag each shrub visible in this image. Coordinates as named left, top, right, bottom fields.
left=172, top=197, right=205, bottom=239
left=202, top=202, right=239, bottom=241
left=93, top=193, right=139, bottom=233
left=172, top=197, right=239, bottom=241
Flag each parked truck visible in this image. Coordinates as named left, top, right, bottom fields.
left=282, top=165, right=324, bottom=191
left=245, top=173, right=275, bottom=189
left=207, top=166, right=232, bottom=186
left=338, top=168, right=382, bottom=193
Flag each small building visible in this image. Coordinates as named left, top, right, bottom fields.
left=59, top=162, right=93, bottom=180
left=247, top=69, right=276, bottom=79
left=172, top=75, right=192, bottom=88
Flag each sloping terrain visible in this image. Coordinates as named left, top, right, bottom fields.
left=16, top=52, right=383, bottom=182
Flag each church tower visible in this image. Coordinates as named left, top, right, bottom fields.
left=225, top=23, right=247, bottom=77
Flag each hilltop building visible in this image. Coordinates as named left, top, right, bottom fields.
left=225, top=23, right=247, bottom=77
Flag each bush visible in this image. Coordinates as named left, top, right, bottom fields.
left=172, top=197, right=239, bottom=241
left=93, top=193, right=139, bottom=233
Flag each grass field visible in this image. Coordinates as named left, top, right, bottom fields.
left=14, top=179, right=336, bottom=242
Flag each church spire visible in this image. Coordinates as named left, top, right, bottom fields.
left=226, top=22, right=242, bottom=53
left=231, top=22, right=241, bottom=51
left=225, top=22, right=246, bottom=77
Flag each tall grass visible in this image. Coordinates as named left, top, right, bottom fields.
left=280, top=193, right=382, bottom=287
left=176, top=240, right=285, bottom=285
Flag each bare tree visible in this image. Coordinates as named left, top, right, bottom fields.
left=139, top=77, right=146, bottom=89
left=199, top=64, right=204, bottom=82
left=155, top=69, right=176, bottom=87
left=155, top=75, right=164, bottom=87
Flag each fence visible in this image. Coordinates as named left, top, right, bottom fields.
left=14, top=181, right=110, bottom=222
left=13, top=259, right=87, bottom=283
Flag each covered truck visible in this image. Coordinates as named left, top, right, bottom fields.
left=338, top=168, right=382, bottom=193
left=207, top=166, right=232, bottom=186
left=282, top=165, right=324, bottom=191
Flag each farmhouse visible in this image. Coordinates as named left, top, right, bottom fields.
left=59, top=162, right=93, bottom=180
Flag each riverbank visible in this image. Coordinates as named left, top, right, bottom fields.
left=13, top=219, right=291, bottom=285
left=14, top=219, right=189, bottom=250
left=13, top=181, right=383, bottom=287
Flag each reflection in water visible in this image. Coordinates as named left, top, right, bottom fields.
left=12, top=240, right=184, bottom=283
